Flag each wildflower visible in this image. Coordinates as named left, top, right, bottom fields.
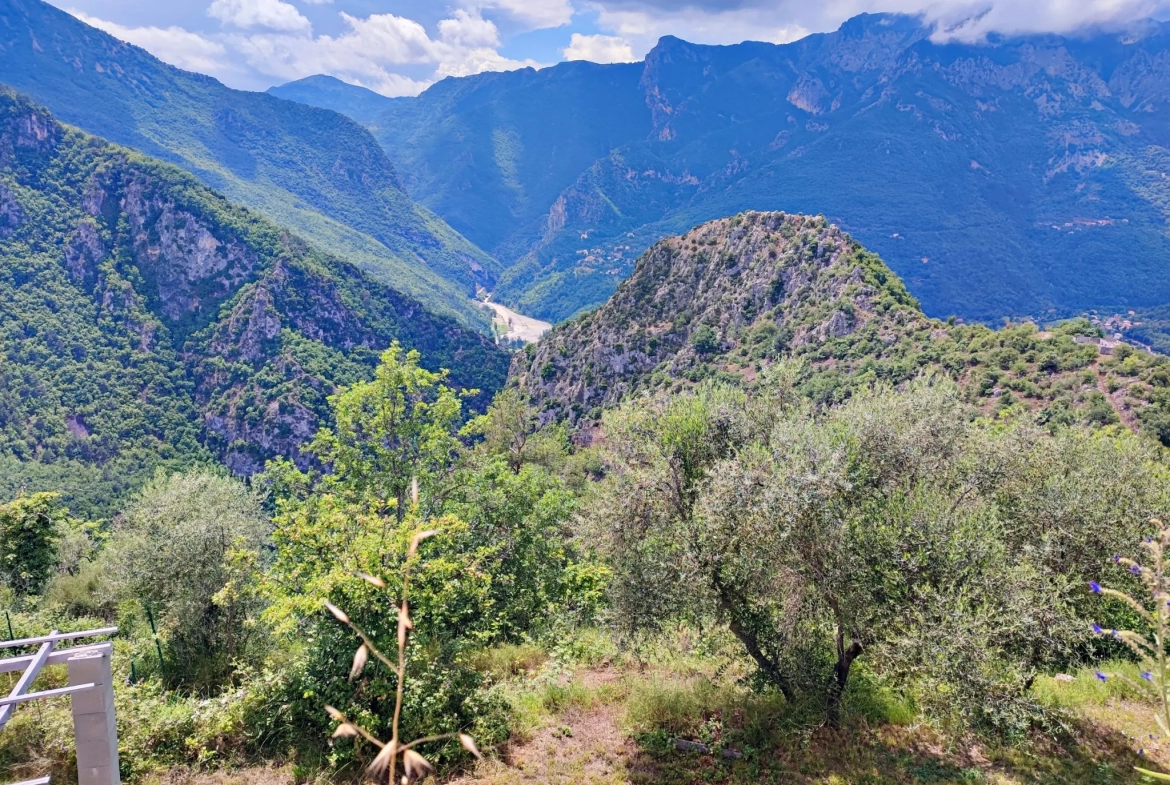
left=1089, top=581, right=1103, bottom=593
left=1095, top=671, right=1108, bottom=682
left=1143, top=671, right=1154, bottom=682
left=1093, top=623, right=1104, bottom=634
left=1114, top=555, right=1123, bottom=563
left=1130, top=564, right=1143, bottom=575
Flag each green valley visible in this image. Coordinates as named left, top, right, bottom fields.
left=11, top=5, right=1170, bottom=785
left=284, top=14, right=1170, bottom=326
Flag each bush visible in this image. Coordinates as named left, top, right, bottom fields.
left=0, top=493, right=67, bottom=597
left=691, top=325, right=719, bottom=354
left=105, top=471, right=270, bottom=689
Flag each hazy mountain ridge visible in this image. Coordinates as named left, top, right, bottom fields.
left=0, top=90, right=508, bottom=514
left=287, top=13, right=1170, bottom=324
left=0, top=0, right=500, bottom=330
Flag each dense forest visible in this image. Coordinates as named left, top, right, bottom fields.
left=0, top=0, right=498, bottom=330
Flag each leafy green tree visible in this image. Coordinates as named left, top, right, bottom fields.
left=691, top=324, right=719, bottom=354
left=0, top=493, right=67, bottom=597
left=460, top=388, right=571, bottom=474
left=259, top=376, right=604, bottom=767
left=308, top=343, right=464, bottom=521
left=106, top=470, right=270, bottom=688
left=593, top=377, right=1153, bottom=730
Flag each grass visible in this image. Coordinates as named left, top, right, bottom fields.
left=445, top=637, right=1170, bottom=785
left=7, top=634, right=1169, bottom=785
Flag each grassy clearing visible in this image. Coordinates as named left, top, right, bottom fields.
left=446, top=639, right=1170, bottom=785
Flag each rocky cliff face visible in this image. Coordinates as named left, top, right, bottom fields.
left=0, top=90, right=509, bottom=498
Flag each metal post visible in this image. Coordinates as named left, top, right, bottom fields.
left=67, top=648, right=120, bottom=785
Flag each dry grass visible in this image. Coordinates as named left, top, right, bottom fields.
left=144, top=765, right=298, bottom=785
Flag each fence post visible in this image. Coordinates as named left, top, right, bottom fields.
left=67, top=648, right=120, bottom=785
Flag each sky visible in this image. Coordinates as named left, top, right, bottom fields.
left=50, top=0, right=1170, bottom=97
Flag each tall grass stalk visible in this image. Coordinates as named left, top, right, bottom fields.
left=1091, top=517, right=1170, bottom=781
left=323, top=481, right=482, bottom=783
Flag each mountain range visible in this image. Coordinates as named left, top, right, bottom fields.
left=0, top=0, right=499, bottom=330
left=0, top=89, right=508, bottom=517
left=277, top=13, right=1170, bottom=326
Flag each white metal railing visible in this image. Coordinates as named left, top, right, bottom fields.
left=0, top=626, right=119, bottom=785
left=0, top=628, right=118, bottom=649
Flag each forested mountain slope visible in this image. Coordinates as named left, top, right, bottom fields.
left=0, top=0, right=499, bottom=330
left=268, top=75, right=397, bottom=127
left=0, top=90, right=508, bottom=517
left=287, top=13, right=1170, bottom=324
left=511, top=211, right=1170, bottom=444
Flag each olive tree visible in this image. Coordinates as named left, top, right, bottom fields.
left=594, top=376, right=1144, bottom=729
left=107, top=470, right=269, bottom=687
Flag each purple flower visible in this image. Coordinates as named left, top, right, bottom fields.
left=1131, top=564, right=1143, bottom=575
left=1143, top=671, right=1154, bottom=682
left=1114, top=555, right=1123, bottom=563
left=1096, top=671, right=1108, bottom=682
left=1140, top=748, right=1146, bottom=756
left=1093, top=623, right=1104, bottom=634
left=1090, top=581, right=1103, bottom=593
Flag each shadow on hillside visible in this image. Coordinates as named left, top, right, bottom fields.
left=623, top=716, right=1164, bottom=785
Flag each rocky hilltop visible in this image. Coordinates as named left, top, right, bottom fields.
left=511, top=211, right=1170, bottom=445
left=511, top=211, right=918, bottom=422
left=0, top=90, right=508, bottom=513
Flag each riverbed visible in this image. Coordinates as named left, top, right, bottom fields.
left=482, top=301, right=551, bottom=344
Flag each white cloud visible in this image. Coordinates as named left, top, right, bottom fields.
left=208, top=0, right=311, bottom=33
left=584, top=0, right=1170, bottom=57
left=464, top=0, right=574, bottom=29
left=562, top=32, right=636, bottom=62
left=69, top=10, right=238, bottom=79
left=438, top=9, right=502, bottom=49
left=228, top=9, right=540, bottom=95
left=924, top=0, right=1170, bottom=40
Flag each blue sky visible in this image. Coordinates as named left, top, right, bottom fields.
left=49, top=0, right=1170, bottom=96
